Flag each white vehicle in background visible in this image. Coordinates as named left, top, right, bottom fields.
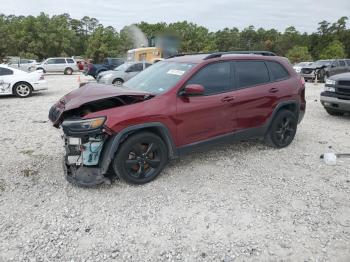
left=0, top=64, right=48, bottom=98
left=36, top=57, right=78, bottom=75
left=293, top=62, right=313, bottom=73
left=8, top=58, right=37, bottom=72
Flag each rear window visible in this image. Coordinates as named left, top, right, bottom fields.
left=66, top=59, right=75, bottom=64
left=266, top=61, right=289, bottom=81
left=236, top=61, right=270, bottom=88
left=0, top=67, right=13, bottom=76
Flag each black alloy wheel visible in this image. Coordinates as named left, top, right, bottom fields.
left=113, top=132, right=168, bottom=184
left=265, top=110, right=297, bottom=148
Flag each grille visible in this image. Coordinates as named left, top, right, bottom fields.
left=338, top=80, right=350, bottom=86
left=301, top=68, right=313, bottom=74
left=336, top=88, right=350, bottom=95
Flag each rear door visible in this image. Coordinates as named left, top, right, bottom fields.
left=230, top=60, right=287, bottom=131
left=329, top=60, right=340, bottom=76
left=176, top=61, right=236, bottom=146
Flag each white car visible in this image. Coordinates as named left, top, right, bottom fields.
left=36, top=57, right=79, bottom=75
left=0, top=65, right=48, bottom=98
left=293, top=62, right=313, bottom=73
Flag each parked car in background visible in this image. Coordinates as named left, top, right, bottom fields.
left=8, top=58, right=37, bottom=72
left=85, top=58, right=124, bottom=78
left=49, top=52, right=305, bottom=187
left=293, top=62, right=313, bottom=73
left=301, top=59, right=350, bottom=82
left=321, top=72, right=350, bottom=116
left=0, top=64, right=47, bottom=98
left=97, top=62, right=152, bottom=86
left=36, top=57, right=79, bottom=75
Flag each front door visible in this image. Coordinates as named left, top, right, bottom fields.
left=176, top=61, right=236, bottom=146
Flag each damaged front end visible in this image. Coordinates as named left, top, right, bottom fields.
left=48, top=83, right=152, bottom=187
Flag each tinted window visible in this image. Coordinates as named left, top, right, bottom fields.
left=186, top=62, right=231, bottom=95
left=55, top=59, right=66, bottom=64
left=331, top=61, right=339, bottom=67
left=0, top=67, right=14, bottom=76
left=66, top=59, right=75, bottom=64
left=266, top=61, right=289, bottom=81
left=236, top=61, right=269, bottom=88
left=339, top=60, right=346, bottom=67
left=346, top=60, right=350, bottom=66
left=46, top=59, right=55, bottom=64
left=127, top=64, right=140, bottom=72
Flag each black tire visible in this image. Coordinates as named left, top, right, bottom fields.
left=13, top=82, right=33, bottom=98
left=112, top=78, right=124, bottom=86
left=36, top=67, right=46, bottom=73
left=265, top=110, right=297, bottom=148
left=325, top=109, right=344, bottom=116
left=64, top=67, right=73, bottom=75
left=113, top=132, right=168, bottom=185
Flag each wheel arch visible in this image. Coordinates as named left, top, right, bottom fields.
left=265, top=100, right=300, bottom=130
left=99, top=122, right=177, bottom=175
left=112, top=78, right=124, bottom=84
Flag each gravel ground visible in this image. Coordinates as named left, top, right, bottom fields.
left=0, top=74, right=349, bottom=261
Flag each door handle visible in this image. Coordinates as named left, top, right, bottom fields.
left=269, top=88, right=279, bottom=93
left=221, top=96, right=235, bottom=102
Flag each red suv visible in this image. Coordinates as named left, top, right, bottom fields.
left=49, top=52, right=306, bottom=187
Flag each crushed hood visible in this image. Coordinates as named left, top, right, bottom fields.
left=61, top=83, right=150, bottom=110
left=49, top=83, right=151, bottom=127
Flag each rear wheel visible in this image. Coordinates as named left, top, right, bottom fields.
left=113, top=132, right=168, bottom=185
left=325, top=109, right=344, bottom=116
left=265, top=110, right=297, bottom=148
left=64, top=67, right=73, bottom=75
left=13, top=82, right=32, bottom=98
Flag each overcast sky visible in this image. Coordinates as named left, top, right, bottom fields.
left=1, top=0, right=349, bottom=33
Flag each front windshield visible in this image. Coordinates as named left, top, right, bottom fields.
left=113, top=63, right=130, bottom=71
left=124, top=61, right=195, bottom=94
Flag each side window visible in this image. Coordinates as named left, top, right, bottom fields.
left=236, top=61, right=270, bottom=88
left=186, top=62, right=231, bottom=95
left=331, top=61, right=338, bottom=67
left=0, top=68, right=14, bottom=76
left=346, top=60, right=350, bottom=66
left=145, top=63, right=152, bottom=68
left=339, top=60, right=346, bottom=67
left=66, top=59, right=74, bottom=64
left=135, top=63, right=144, bottom=71
left=127, top=64, right=138, bottom=72
left=266, top=61, right=289, bottom=81
left=55, top=58, right=66, bottom=64
left=46, top=59, right=55, bottom=64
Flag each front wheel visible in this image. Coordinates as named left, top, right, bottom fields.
left=265, top=110, right=297, bottom=148
left=112, top=78, right=124, bottom=86
left=113, top=132, right=168, bottom=185
left=13, top=82, right=32, bottom=98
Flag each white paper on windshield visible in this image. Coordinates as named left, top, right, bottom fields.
left=167, top=69, right=185, bottom=76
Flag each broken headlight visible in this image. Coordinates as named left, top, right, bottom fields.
left=62, top=117, right=106, bottom=132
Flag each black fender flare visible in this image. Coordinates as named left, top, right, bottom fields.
left=264, top=100, right=301, bottom=131
left=99, top=122, right=177, bottom=174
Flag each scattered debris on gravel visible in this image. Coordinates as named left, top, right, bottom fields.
left=0, top=75, right=349, bottom=261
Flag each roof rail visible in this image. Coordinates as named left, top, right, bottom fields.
left=204, top=51, right=277, bottom=60
left=166, top=52, right=212, bottom=59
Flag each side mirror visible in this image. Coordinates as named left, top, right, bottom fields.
left=180, top=84, right=205, bottom=96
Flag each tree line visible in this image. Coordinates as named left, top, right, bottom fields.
left=0, top=13, right=349, bottom=63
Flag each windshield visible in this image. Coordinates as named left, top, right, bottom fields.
left=314, top=60, right=331, bottom=67
left=113, top=63, right=131, bottom=71
left=124, top=61, right=195, bottom=94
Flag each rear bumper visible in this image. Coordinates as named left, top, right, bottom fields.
left=32, top=80, right=48, bottom=91
left=320, top=92, right=350, bottom=112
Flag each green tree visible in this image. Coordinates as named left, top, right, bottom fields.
left=320, top=40, right=346, bottom=59
left=287, top=46, right=312, bottom=63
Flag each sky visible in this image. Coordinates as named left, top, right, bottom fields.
left=0, top=0, right=349, bottom=33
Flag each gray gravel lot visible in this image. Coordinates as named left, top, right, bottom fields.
left=0, top=74, right=349, bottom=261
